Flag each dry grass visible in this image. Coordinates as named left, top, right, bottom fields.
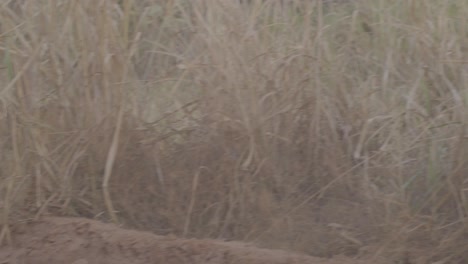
left=0, top=0, right=467, bottom=262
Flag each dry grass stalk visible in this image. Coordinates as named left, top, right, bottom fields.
left=0, top=0, right=467, bottom=262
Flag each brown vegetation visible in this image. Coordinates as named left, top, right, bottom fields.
left=0, top=0, right=467, bottom=263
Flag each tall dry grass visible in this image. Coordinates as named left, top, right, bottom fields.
left=0, top=0, right=467, bottom=262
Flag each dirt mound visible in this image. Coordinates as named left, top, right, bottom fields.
left=0, top=217, right=384, bottom=264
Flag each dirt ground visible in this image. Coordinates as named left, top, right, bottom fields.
left=0, top=217, right=389, bottom=264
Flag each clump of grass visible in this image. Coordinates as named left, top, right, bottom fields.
left=0, top=0, right=467, bottom=262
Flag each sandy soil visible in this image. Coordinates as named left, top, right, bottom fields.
left=0, top=217, right=386, bottom=264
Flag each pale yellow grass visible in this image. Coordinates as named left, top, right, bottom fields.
left=0, top=0, right=467, bottom=263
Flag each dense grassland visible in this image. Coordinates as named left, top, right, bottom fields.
left=0, top=0, right=467, bottom=262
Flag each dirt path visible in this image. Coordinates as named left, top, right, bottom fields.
left=0, top=217, right=386, bottom=264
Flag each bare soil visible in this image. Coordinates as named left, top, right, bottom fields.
left=0, top=217, right=387, bottom=264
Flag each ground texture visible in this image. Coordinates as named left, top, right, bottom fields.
left=0, top=217, right=387, bottom=264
